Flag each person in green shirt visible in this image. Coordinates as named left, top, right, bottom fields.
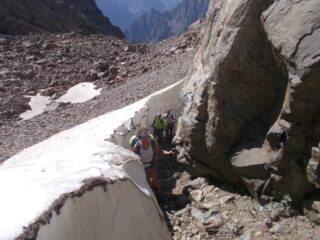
left=152, top=113, right=166, bottom=144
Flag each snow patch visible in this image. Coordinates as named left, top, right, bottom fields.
left=19, top=82, right=101, bottom=121
left=19, top=93, right=52, bottom=120
left=57, top=82, right=101, bottom=104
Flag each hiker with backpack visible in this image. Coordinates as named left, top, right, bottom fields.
left=152, top=112, right=166, bottom=144
left=132, top=130, right=175, bottom=193
left=165, top=109, right=176, bottom=144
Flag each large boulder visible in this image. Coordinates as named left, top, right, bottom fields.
left=176, top=0, right=320, bottom=203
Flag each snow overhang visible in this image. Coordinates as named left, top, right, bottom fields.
left=0, top=80, right=184, bottom=240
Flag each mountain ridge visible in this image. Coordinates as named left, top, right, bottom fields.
left=126, top=0, right=209, bottom=42
left=0, top=0, right=124, bottom=38
left=95, top=0, right=182, bottom=32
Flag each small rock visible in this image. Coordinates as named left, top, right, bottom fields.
left=269, top=223, right=283, bottom=234
left=173, top=226, right=181, bottom=232
left=94, top=61, right=109, bottom=72
left=191, top=227, right=199, bottom=235
left=84, top=70, right=98, bottom=82
left=41, top=87, right=56, bottom=97
left=183, top=178, right=208, bottom=194
left=220, top=195, right=235, bottom=205
left=22, top=70, right=35, bottom=79
left=22, top=40, right=33, bottom=48
left=42, top=42, right=57, bottom=50
left=189, top=190, right=203, bottom=202
left=235, top=231, right=251, bottom=240
left=35, top=59, right=48, bottom=65
left=109, top=66, right=118, bottom=75
left=264, top=218, right=273, bottom=228
left=203, top=215, right=223, bottom=233
left=200, top=202, right=218, bottom=210
left=124, top=45, right=137, bottom=52
left=254, top=231, right=262, bottom=237
left=270, top=209, right=281, bottom=222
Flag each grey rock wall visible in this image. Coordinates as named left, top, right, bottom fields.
left=177, top=0, right=320, bottom=203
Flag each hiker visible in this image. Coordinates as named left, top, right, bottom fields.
left=165, top=109, right=176, bottom=144
left=152, top=112, right=166, bottom=144
left=129, top=130, right=156, bottom=150
left=132, top=130, right=174, bottom=192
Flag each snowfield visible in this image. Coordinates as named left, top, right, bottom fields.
left=0, top=80, right=183, bottom=240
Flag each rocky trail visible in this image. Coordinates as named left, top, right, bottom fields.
left=156, top=141, right=320, bottom=240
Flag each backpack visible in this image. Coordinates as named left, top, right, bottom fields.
left=129, top=134, right=157, bottom=150
left=166, top=111, right=175, bottom=125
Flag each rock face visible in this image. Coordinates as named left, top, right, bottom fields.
left=126, top=8, right=172, bottom=43
left=126, top=0, right=209, bottom=42
left=95, top=0, right=136, bottom=31
left=176, top=0, right=320, bottom=203
left=0, top=0, right=124, bottom=38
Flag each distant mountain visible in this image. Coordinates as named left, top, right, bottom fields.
left=126, top=9, right=172, bottom=43
left=116, top=0, right=179, bottom=17
left=0, top=0, right=124, bottom=38
left=126, top=0, right=209, bottom=43
left=95, top=0, right=182, bottom=31
left=165, top=0, right=209, bottom=35
left=95, top=0, right=136, bottom=31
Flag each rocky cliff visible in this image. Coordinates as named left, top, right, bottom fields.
left=126, top=0, right=208, bottom=42
left=95, top=0, right=136, bottom=31
left=0, top=0, right=124, bottom=38
left=176, top=0, right=320, bottom=204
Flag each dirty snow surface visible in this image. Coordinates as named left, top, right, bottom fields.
left=0, top=82, right=182, bottom=239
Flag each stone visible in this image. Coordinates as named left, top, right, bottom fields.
left=22, top=40, right=33, bottom=48
left=42, top=42, right=57, bottom=50
left=41, top=87, right=56, bottom=97
left=270, top=209, right=280, bottom=222
left=266, top=122, right=286, bottom=150
left=219, top=195, right=235, bottom=205
left=35, top=59, right=48, bottom=65
left=124, top=45, right=137, bottom=52
left=189, top=190, right=203, bottom=202
left=109, top=66, right=118, bottom=75
left=269, top=223, right=283, bottom=234
left=21, top=70, right=35, bottom=79
left=84, top=70, right=98, bottom=82
left=203, top=214, right=223, bottom=233
left=94, top=61, right=109, bottom=72
left=175, top=207, right=190, bottom=217
left=307, top=146, right=320, bottom=188
left=235, top=231, right=251, bottom=240
left=200, top=202, right=218, bottom=211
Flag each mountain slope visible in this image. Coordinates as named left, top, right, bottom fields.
left=95, top=0, right=182, bottom=31
left=126, top=0, right=208, bottom=42
left=166, top=0, right=209, bottom=35
left=0, top=0, right=124, bottom=38
left=95, top=0, right=136, bottom=31
left=126, top=9, right=172, bottom=43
